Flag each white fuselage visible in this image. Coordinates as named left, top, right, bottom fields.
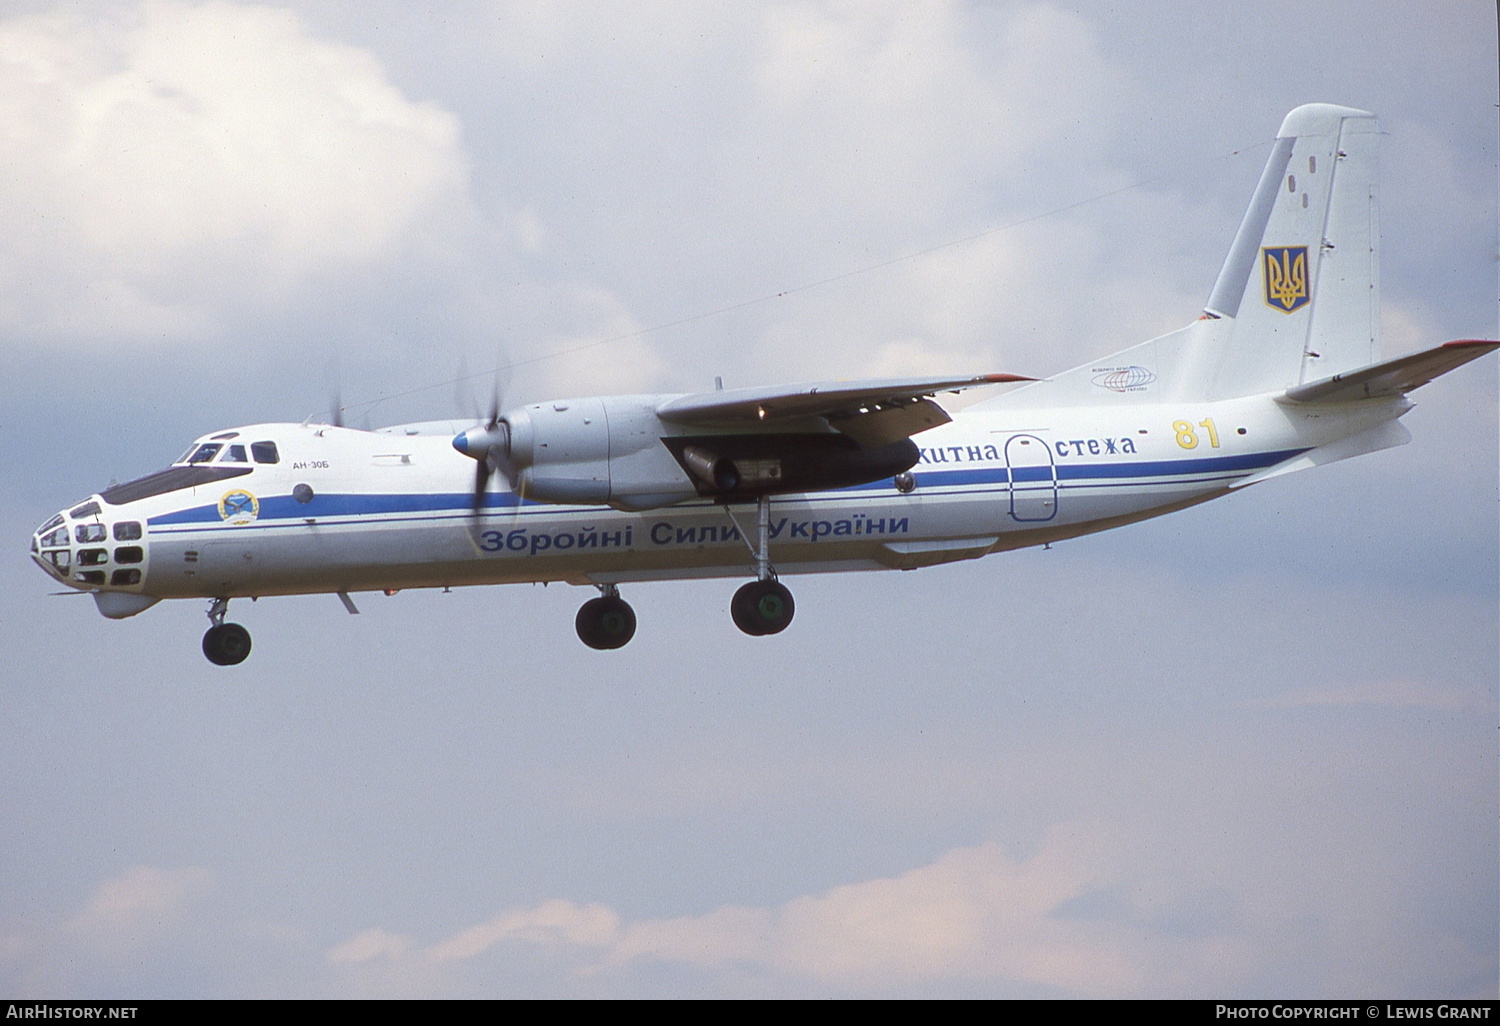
left=31, top=392, right=1408, bottom=605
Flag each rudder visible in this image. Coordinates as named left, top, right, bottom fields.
left=1204, top=103, right=1379, bottom=398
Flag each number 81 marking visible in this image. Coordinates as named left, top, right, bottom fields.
left=1172, top=418, right=1220, bottom=450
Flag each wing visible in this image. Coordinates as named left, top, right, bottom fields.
left=655, top=372, right=1032, bottom=448
left=1279, top=340, right=1498, bottom=404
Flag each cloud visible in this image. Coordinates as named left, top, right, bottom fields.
left=0, top=0, right=469, bottom=344
left=64, top=865, right=213, bottom=937
left=454, top=0, right=1191, bottom=393
left=328, top=826, right=1251, bottom=996
left=739, top=2, right=1137, bottom=226
left=326, top=927, right=412, bottom=964
left=716, top=1, right=1212, bottom=382
left=0, top=864, right=215, bottom=994
left=765, top=835, right=1106, bottom=984
left=428, top=900, right=620, bottom=962
left=517, top=285, right=675, bottom=401
left=610, top=904, right=773, bottom=970
left=48, top=865, right=215, bottom=969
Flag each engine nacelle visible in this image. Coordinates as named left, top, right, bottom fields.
left=466, top=395, right=920, bottom=511
left=497, top=398, right=605, bottom=505
left=497, top=397, right=700, bottom=509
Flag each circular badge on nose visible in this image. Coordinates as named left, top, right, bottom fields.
left=218, top=489, right=259, bottom=525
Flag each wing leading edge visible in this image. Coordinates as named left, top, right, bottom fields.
left=655, top=372, right=1032, bottom=448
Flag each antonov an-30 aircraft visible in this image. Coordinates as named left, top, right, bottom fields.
left=31, top=104, right=1498, bottom=664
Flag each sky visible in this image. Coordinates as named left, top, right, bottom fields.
left=0, top=0, right=1495, bottom=999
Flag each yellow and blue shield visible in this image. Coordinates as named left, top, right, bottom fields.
left=218, top=489, right=259, bottom=526
left=1262, top=246, right=1309, bottom=313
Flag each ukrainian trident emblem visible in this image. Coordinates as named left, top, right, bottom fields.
left=1262, top=246, right=1309, bottom=313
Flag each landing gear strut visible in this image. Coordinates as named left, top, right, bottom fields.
left=729, top=495, right=795, bottom=637
left=576, top=584, right=636, bottom=650
left=202, top=597, right=252, bottom=666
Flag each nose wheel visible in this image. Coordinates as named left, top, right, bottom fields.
left=576, top=585, right=636, bottom=650
left=203, top=623, right=252, bottom=665
left=202, top=597, right=252, bottom=665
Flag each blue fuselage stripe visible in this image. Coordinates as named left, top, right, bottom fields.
left=905, top=447, right=1305, bottom=489
left=145, top=448, right=1308, bottom=529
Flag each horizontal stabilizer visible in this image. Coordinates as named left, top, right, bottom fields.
left=1279, top=340, right=1499, bottom=403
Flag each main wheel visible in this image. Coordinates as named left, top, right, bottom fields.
left=576, top=596, right=637, bottom=650
left=203, top=622, right=252, bottom=665
left=731, top=579, right=795, bottom=636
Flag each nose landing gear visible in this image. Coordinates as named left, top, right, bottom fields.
left=202, top=597, right=252, bottom=666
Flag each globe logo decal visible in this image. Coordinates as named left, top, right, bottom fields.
left=1091, top=366, right=1157, bottom=392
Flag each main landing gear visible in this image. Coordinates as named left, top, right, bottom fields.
left=575, top=584, right=637, bottom=650
left=574, top=496, right=797, bottom=649
left=730, top=577, right=795, bottom=636
left=202, top=597, right=251, bottom=666
left=729, top=494, right=794, bottom=637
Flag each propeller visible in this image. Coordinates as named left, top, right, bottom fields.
left=453, top=380, right=520, bottom=516
left=322, top=355, right=346, bottom=428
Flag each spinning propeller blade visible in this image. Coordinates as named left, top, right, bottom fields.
left=455, top=371, right=517, bottom=516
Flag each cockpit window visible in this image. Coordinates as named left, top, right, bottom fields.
left=70, top=501, right=100, bottom=519
left=113, top=521, right=142, bottom=541
left=75, top=524, right=106, bottom=544
left=40, top=526, right=69, bottom=547
left=39, top=514, right=64, bottom=534
left=177, top=439, right=278, bottom=465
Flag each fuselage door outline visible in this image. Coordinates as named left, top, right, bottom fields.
left=1005, top=434, right=1057, bottom=522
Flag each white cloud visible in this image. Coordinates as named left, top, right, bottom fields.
left=610, top=904, right=773, bottom=970
left=329, top=826, right=1250, bottom=996
left=62, top=865, right=213, bottom=951
left=741, top=2, right=1136, bottom=227
left=0, top=0, right=470, bottom=343
left=326, top=927, right=412, bottom=964
left=427, top=899, right=620, bottom=962
left=449, top=0, right=1183, bottom=394
left=517, top=285, right=675, bottom=401
left=764, top=830, right=1118, bottom=987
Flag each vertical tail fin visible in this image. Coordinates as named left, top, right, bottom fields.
left=1203, top=103, right=1379, bottom=398
left=982, top=104, right=1382, bottom=412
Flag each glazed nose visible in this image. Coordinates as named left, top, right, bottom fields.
left=31, top=510, right=73, bottom=581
